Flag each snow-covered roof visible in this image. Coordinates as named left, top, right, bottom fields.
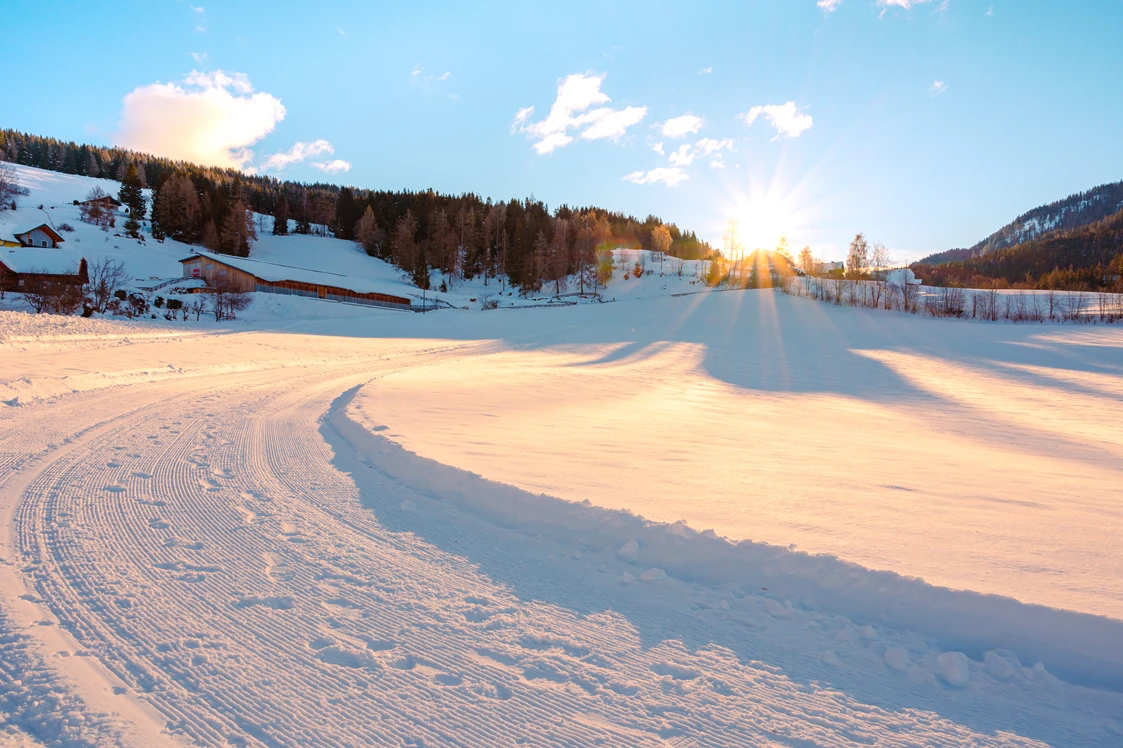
left=0, top=246, right=81, bottom=274
left=182, top=250, right=405, bottom=296
left=13, top=223, right=65, bottom=243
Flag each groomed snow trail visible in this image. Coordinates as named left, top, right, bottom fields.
left=1, top=335, right=1118, bottom=745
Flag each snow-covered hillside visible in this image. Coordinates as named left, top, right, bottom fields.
left=1, top=163, right=712, bottom=315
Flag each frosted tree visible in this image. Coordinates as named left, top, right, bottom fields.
left=846, top=233, right=868, bottom=277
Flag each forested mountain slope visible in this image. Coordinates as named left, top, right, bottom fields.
left=920, top=180, right=1123, bottom=265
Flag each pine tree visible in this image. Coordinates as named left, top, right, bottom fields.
left=221, top=200, right=257, bottom=257
left=202, top=220, right=220, bottom=251
left=119, top=163, right=146, bottom=239
left=273, top=196, right=289, bottom=235
left=354, top=205, right=383, bottom=256
left=334, top=188, right=359, bottom=240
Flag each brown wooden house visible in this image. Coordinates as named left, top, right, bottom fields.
left=0, top=251, right=88, bottom=292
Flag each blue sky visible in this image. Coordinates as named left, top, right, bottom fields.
left=4, top=0, right=1123, bottom=260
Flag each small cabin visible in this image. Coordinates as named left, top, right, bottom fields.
left=79, top=195, right=122, bottom=209
left=14, top=224, right=65, bottom=249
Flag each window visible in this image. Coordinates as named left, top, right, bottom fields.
left=42, top=240, right=48, bottom=247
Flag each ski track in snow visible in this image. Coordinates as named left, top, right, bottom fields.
left=0, top=330, right=1121, bottom=745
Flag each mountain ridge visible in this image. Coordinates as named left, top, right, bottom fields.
left=919, top=180, right=1123, bottom=265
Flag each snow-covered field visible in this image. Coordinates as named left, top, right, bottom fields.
left=2, top=163, right=1123, bottom=745
left=2, top=289, right=1122, bottom=747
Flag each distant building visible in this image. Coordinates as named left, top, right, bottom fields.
left=884, top=268, right=921, bottom=286
left=78, top=195, right=122, bottom=210
left=815, top=261, right=844, bottom=274
left=13, top=223, right=65, bottom=249
left=179, top=251, right=414, bottom=311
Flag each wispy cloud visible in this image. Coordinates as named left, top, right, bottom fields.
left=189, top=4, right=204, bottom=12
left=817, top=0, right=843, bottom=13
left=668, top=138, right=734, bottom=167
left=191, top=51, right=208, bottom=66
left=411, top=65, right=423, bottom=76
left=651, top=142, right=665, bottom=156
left=115, top=70, right=285, bottom=170
left=740, top=101, right=813, bottom=139
left=337, top=28, right=345, bottom=35
left=513, top=73, right=647, bottom=154
left=623, top=167, right=688, bottom=187
left=877, top=0, right=938, bottom=11
left=699, top=66, right=713, bottom=75
left=928, top=80, right=948, bottom=97
left=311, top=159, right=351, bottom=173
left=661, top=114, right=703, bottom=138
left=261, top=139, right=335, bottom=171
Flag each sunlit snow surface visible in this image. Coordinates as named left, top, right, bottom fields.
left=2, top=294, right=1122, bottom=746
left=1, top=164, right=1122, bottom=745
left=355, top=292, right=1123, bottom=621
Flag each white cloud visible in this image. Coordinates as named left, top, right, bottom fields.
left=580, top=106, right=648, bottom=141
left=669, top=137, right=733, bottom=167
left=411, top=65, right=422, bottom=76
left=514, top=73, right=647, bottom=154
left=661, top=114, right=703, bottom=138
left=511, top=107, right=534, bottom=133
left=668, top=144, right=694, bottom=167
left=195, top=25, right=206, bottom=33
left=189, top=4, right=204, bottom=12
left=740, top=101, right=813, bottom=139
left=261, top=139, right=335, bottom=171
left=651, top=141, right=665, bottom=156
left=817, top=0, right=843, bottom=12
left=929, top=80, right=948, bottom=97
left=699, top=66, right=713, bottom=75
left=191, top=51, right=208, bottom=65
left=623, top=167, right=689, bottom=187
left=986, top=5, right=994, bottom=15
left=532, top=132, right=573, bottom=155
left=337, top=28, right=345, bottom=35
left=437, top=71, right=450, bottom=81
left=877, top=0, right=936, bottom=9
left=311, top=159, right=351, bottom=173
left=115, top=70, right=285, bottom=170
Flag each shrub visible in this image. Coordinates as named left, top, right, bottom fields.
left=114, top=289, right=127, bottom=301
left=58, top=222, right=75, bottom=232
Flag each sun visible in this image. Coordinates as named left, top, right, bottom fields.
left=738, top=194, right=800, bottom=254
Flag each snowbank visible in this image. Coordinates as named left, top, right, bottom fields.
left=334, top=389, right=1123, bottom=690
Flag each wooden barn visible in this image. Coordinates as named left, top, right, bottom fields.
left=179, top=252, right=413, bottom=311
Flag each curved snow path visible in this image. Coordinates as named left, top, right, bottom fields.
left=0, top=351, right=1118, bottom=746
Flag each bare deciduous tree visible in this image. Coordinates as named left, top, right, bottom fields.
left=210, top=280, right=253, bottom=321
left=86, top=257, right=129, bottom=312
left=0, top=161, right=19, bottom=209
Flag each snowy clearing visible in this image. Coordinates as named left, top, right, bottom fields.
left=1, top=290, right=1121, bottom=746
